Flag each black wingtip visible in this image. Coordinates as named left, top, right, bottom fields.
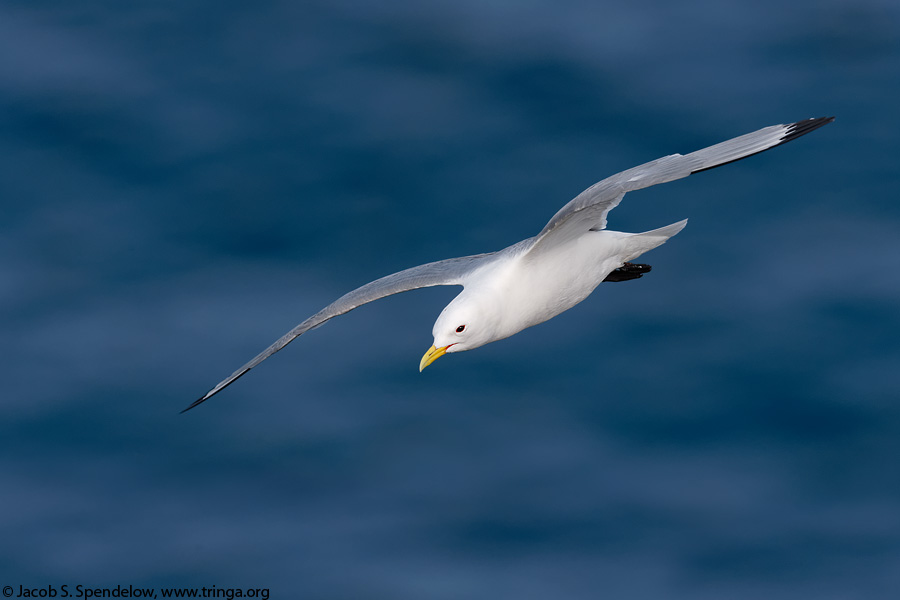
left=181, top=367, right=251, bottom=414
left=689, top=116, right=835, bottom=176
left=180, top=395, right=210, bottom=414
left=780, top=116, right=835, bottom=144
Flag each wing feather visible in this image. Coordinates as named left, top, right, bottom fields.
left=526, top=117, right=834, bottom=256
left=184, top=252, right=494, bottom=412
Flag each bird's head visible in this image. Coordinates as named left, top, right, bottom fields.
left=419, top=292, right=496, bottom=371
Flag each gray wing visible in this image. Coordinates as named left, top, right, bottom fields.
left=525, top=117, right=834, bottom=256
left=183, top=252, right=494, bottom=412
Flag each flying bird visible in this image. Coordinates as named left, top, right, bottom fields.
left=184, top=117, right=834, bottom=412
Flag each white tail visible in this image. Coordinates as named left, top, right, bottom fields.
left=622, top=219, right=688, bottom=262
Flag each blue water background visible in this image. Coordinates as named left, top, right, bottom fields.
left=2, top=0, right=900, bottom=597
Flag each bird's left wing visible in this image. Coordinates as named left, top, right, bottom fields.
left=525, top=117, right=834, bottom=257
left=183, top=252, right=494, bottom=412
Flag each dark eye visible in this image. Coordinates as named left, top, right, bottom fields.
left=456, top=325, right=466, bottom=333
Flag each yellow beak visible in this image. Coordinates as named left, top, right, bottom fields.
left=419, top=344, right=450, bottom=372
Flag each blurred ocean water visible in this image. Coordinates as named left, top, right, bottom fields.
left=2, top=0, right=899, bottom=598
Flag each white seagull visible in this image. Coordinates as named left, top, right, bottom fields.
left=184, top=117, right=833, bottom=412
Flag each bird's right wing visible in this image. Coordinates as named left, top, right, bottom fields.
left=524, top=117, right=835, bottom=257
left=184, top=252, right=494, bottom=412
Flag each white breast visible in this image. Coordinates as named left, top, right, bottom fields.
left=477, top=231, right=629, bottom=339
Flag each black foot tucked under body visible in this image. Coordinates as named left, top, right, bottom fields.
left=603, top=262, right=652, bottom=282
